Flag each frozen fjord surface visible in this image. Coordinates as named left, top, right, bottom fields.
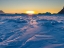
left=0, top=16, right=64, bottom=48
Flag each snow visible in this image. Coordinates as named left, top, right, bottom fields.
left=0, top=15, right=64, bottom=48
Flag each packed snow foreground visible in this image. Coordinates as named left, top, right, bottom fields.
left=0, top=15, right=64, bottom=48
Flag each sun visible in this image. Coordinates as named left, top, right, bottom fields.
left=26, top=11, right=35, bottom=14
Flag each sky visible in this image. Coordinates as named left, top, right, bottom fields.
left=0, top=0, right=64, bottom=14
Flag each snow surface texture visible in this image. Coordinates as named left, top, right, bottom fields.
left=0, top=15, right=64, bottom=48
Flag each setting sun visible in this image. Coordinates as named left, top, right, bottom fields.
left=26, top=11, right=35, bottom=14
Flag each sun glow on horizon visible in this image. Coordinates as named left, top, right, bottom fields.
left=26, top=11, right=35, bottom=14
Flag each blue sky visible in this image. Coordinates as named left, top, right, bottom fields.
left=0, top=0, right=64, bottom=13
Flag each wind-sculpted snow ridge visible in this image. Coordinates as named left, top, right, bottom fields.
left=0, top=16, right=64, bottom=48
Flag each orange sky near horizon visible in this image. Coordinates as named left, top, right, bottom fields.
left=3, top=9, right=60, bottom=14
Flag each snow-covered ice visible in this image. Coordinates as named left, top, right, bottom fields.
left=0, top=15, right=64, bottom=48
